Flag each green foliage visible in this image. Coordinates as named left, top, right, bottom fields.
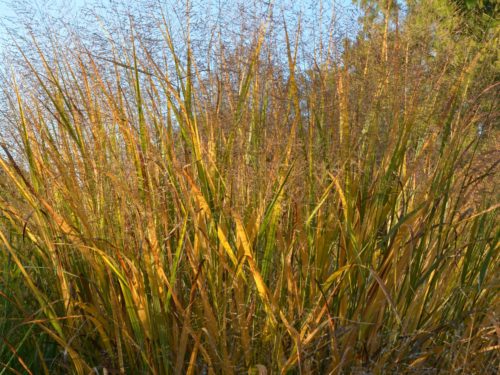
left=451, top=0, right=499, bottom=38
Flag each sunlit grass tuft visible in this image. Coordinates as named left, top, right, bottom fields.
left=0, top=1, right=498, bottom=373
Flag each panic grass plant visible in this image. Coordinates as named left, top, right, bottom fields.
left=0, top=0, right=498, bottom=373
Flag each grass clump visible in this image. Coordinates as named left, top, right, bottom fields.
left=0, top=0, right=498, bottom=373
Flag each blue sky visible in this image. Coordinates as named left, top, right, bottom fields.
left=0, top=0, right=360, bottom=57
left=0, top=0, right=89, bottom=53
left=0, top=2, right=13, bottom=19
left=0, top=0, right=88, bottom=21
left=0, top=0, right=358, bottom=24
